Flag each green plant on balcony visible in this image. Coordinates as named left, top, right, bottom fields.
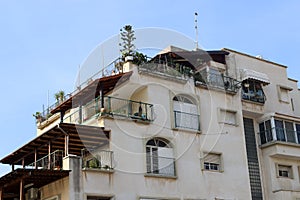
left=88, top=157, right=100, bottom=168
left=33, top=112, right=44, bottom=123
left=54, top=90, right=65, bottom=104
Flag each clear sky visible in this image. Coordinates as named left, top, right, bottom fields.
left=0, top=0, right=299, bottom=176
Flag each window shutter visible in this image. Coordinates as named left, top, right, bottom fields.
left=204, top=153, right=220, bottom=164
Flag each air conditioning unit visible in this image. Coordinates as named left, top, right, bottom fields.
left=26, top=188, right=39, bottom=200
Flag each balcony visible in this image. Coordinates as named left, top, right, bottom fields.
left=63, top=96, right=154, bottom=124
left=138, top=62, right=190, bottom=82
left=27, top=150, right=64, bottom=170
left=82, top=149, right=113, bottom=171
left=242, top=90, right=266, bottom=104
left=194, top=71, right=240, bottom=93
left=259, top=127, right=300, bottom=159
left=174, top=111, right=200, bottom=131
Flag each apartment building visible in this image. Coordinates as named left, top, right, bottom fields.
left=0, top=46, right=299, bottom=200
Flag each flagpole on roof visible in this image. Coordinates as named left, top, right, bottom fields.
left=194, top=12, right=199, bottom=50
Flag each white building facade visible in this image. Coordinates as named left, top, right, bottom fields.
left=0, top=46, right=299, bottom=200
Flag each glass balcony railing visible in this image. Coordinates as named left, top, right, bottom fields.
left=63, top=96, right=154, bottom=124
left=194, top=71, right=240, bottom=93
left=27, top=150, right=64, bottom=170
left=260, top=127, right=300, bottom=145
left=81, top=149, right=113, bottom=170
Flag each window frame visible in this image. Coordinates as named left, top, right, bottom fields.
left=172, top=95, right=200, bottom=132
left=201, top=152, right=223, bottom=172
left=145, top=138, right=176, bottom=177
left=276, top=163, right=293, bottom=179
left=218, top=108, right=238, bottom=126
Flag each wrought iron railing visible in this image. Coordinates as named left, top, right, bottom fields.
left=63, top=96, right=154, bottom=124
left=194, top=71, right=240, bottom=93
left=242, top=90, right=266, bottom=104
left=146, top=155, right=176, bottom=177
left=82, top=149, right=113, bottom=170
left=138, top=62, right=191, bottom=80
left=27, top=150, right=64, bottom=170
left=174, top=110, right=200, bottom=131
left=259, top=127, right=299, bottom=145
left=37, top=57, right=124, bottom=123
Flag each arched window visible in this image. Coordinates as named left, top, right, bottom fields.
left=173, top=95, right=200, bottom=131
left=146, top=138, right=175, bottom=176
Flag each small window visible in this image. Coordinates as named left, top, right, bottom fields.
left=278, top=85, right=292, bottom=103
left=218, top=109, right=237, bottom=125
left=202, top=153, right=222, bottom=172
left=277, top=164, right=293, bottom=179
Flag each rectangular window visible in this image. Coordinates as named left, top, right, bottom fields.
left=275, top=120, right=286, bottom=141
left=259, top=120, right=273, bottom=144
left=278, top=86, right=291, bottom=103
left=285, top=121, right=296, bottom=143
left=219, top=109, right=237, bottom=125
left=277, top=164, right=293, bottom=179
left=203, top=153, right=221, bottom=172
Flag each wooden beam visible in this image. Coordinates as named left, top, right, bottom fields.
left=48, top=141, right=52, bottom=169
left=34, top=148, right=37, bottom=169
left=0, top=187, right=3, bottom=200
left=20, top=179, right=24, bottom=200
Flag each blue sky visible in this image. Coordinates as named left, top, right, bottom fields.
left=0, top=0, right=299, bottom=176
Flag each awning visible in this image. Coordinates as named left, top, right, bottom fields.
left=240, top=69, right=270, bottom=84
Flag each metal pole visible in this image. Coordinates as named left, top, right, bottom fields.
left=48, top=141, right=52, bottom=169
left=34, top=148, right=37, bottom=169
left=20, top=179, right=24, bottom=200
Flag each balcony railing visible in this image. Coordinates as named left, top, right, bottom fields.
left=37, top=57, right=124, bottom=123
left=138, top=62, right=191, bottom=81
left=63, top=96, right=154, bottom=124
left=242, top=90, right=266, bottom=104
left=82, top=149, right=113, bottom=170
left=174, top=110, right=200, bottom=131
left=260, top=127, right=300, bottom=145
left=194, top=71, right=240, bottom=93
left=27, top=150, right=64, bottom=170
left=146, top=155, right=176, bottom=177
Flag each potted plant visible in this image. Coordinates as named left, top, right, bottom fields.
left=33, top=112, right=44, bottom=123
left=54, top=90, right=65, bottom=104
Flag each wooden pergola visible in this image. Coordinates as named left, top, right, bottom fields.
left=0, top=123, right=110, bottom=199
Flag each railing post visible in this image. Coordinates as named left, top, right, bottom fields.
left=145, top=104, right=148, bottom=120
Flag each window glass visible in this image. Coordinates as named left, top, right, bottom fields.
left=203, top=153, right=221, bottom=171
left=146, top=138, right=175, bottom=176
left=285, top=121, right=296, bottom=143
left=278, top=165, right=293, bottom=178
left=259, top=122, right=266, bottom=144
left=265, top=120, right=273, bottom=142
left=173, top=96, right=199, bottom=130
left=275, top=120, right=286, bottom=141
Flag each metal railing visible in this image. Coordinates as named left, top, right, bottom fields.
left=103, top=96, right=154, bottom=121
left=242, top=90, right=266, bottom=104
left=63, top=96, right=154, bottom=124
left=82, top=149, right=113, bottom=170
left=38, top=57, right=124, bottom=123
left=260, top=127, right=299, bottom=145
left=146, top=155, right=176, bottom=177
left=194, top=71, right=240, bottom=93
left=138, top=62, right=191, bottom=80
left=27, top=150, right=64, bottom=170
left=174, top=110, right=200, bottom=131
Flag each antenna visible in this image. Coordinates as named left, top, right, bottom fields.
left=194, top=12, right=199, bottom=50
